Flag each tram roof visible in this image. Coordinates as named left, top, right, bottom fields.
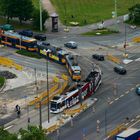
left=66, top=55, right=81, bottom=71
left=3, top=31, right=36, bottom=42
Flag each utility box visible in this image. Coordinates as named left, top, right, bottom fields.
left=115, top=128, right=140, bottom=140
left=51, top=13, right=58, bottom=32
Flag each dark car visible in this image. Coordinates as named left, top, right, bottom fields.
left=34, top=34, right=46, bottom=41
left=19, top=30, right=33, bottom=37
left=92, top=54, right=104, bottom=61
left=64, top=41, right=78, bottom=49
left=135, top=87, right=140, bottom=95
left=114, top=66, right=127, bottom=75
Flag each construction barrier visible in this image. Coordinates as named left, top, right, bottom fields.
left=132, top=37, right=140, bottom=43
left=107, top=124, right=126, bottom=138
left=44, top=124, right=59, bottom=133
left=28, top=83, right=59, bottom=106
left=106, top=55, right=121, bottom=64
left=63, top=103, right=87, bottom=116
left=35, top=75, right=68, bottom=108
left=0, top=56, right=23, bottom=71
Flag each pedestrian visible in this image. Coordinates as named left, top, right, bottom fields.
left=15, top=104, right=20, bottom=112
left=17, top=110, right=21, bottom=118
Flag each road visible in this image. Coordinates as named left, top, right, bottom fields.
left=49, top=61, right=140, bottom=140
left=0, top=22, right=140, bottom=140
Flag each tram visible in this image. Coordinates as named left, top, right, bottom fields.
left=50, top=69, right=102, bottom=113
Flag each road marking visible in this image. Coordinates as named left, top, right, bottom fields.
left=136, top=115, right=140, bottom=119
left=136, top=84, right=139, bottom=87
left=4, top=125, right=14, bottom=130
left=125, top=91, right=129, bottom=94
left=128, top=119, right=140, bottom=128
left=130, top=88, right=134, bottom=91
left=125, top=123, right=129, bottom=126
left=115, top=98, right=119, bottom=101
left=109, top=101, right=113, bottom=105
left=120, top=94, right=124, bottom=98
left=130, top=119, right=135, bottom=122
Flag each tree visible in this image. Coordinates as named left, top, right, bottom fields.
left=32, top=9, right=49, bottom=30
left=0, top=127, right=18, bottom=140
left=129, top=4, right=140, bottom=24
left=0, top=0, right=18, bottom=23
left=0, top=0, right=34, bottom=24
left=15, top=0, right=34, bottom=24
left=19, top=125, right=46, bottom=140
left=0, top=126, right=49, bottom=140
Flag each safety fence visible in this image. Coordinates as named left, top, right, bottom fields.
left=107, top=124, right=126, bottom=138
left=63, top=103, right=87, bottom=116
left=28, top=74, right=68, bottom=108
left=132, top=37, right=140, bottom=43
left=35, top=75, right=68, bottom=108
left=0, top=56, right=23, bottom=71
left=106, top=54, right=121, bottom=64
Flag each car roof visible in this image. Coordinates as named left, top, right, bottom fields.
left=116, top=65, right=125, bottom=69
left=68, top=41, right=77, bottom=44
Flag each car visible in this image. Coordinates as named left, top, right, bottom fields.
left=19, top=30, right=33, bottom=37
left=64, top=41, right=78, bottom=49
left=135, top=87, right=140, bottom=95
left=114, top=66, right=127, bottom=75
left=0, top=24, right=14, bottom=31
left=92, top=54, right=104, bottom=61
left=34, top=34, right=46, bottom=41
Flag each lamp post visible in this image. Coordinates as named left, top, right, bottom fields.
left=34, top=67, right=42, bottom=129
left=114, top=0, right=118, bottom=31
left=46, top=59, right=50, bottom=123
left=39, top=0, right=43, bottom=31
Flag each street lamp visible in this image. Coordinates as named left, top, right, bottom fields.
left=39, top=0, right=43, bottom=31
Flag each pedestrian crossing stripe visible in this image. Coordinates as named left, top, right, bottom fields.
left=123, top=59, right=133, bottom=64
left=135, top=58, right=140, bottom=61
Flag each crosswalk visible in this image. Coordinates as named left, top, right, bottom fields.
left=123, top=58, right=140, bottom=64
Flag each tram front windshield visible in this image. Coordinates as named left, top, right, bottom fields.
left=50, top=101, right=58, bottom=110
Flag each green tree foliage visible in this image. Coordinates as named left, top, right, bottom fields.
left=0, top=127, right=18, bottom=140
left=19, top=125, right=46, bottom=140
left=0, top=0, right=34, bottom=24
left=0, top=126, right=49, bottom=140
left=129, top=4, right=140, bottom=24
left=15, top=0, right=34, bottom=24
left=0, top=0, right=18, bottom=23
left=32, top=9, right=49, bottom=30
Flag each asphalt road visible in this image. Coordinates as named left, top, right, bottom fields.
left=49, top=61, right=140, bottom=140
left=0, top=22, right=140, bottom=140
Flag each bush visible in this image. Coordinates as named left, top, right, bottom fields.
left=0, top=76, right=5, bottom=88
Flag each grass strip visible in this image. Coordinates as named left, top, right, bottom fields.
left=0, top=77, right=5, bottom=88
left=16, top=50, right=42, bottom=59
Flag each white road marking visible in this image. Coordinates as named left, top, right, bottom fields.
left=130, top=87, right=134, bottom=91
left=120, top=94, right=124, bottom=98
left=125, top=91, right=129, bottom=94
left=4, top=125, right=14, bottom=130
left=128, top=119, right=140, bottom=128
left=135, top=58, right=140, bottom=61
left=115, top=98, right=119, bottom=101
left=136, top=84, right=140, bottom=87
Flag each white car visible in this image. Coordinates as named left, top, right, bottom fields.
left=64, top=41, right=78, bottom=49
